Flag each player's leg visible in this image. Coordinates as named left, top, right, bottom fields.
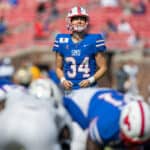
left=71, top=122, right=87, bottom=150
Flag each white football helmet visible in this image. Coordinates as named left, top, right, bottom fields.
left=66, top=6, right=89, bottom=32
left=120, top=101, right=150, bottom=144
left=28, top=78, right=62, bottom=104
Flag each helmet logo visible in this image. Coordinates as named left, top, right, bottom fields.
left=124, top=115, right=131, bottom=131
left=77, top=6, right=81, bottom=15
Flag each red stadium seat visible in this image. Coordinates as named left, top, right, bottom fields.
left=0, top=0, right=150, bottom=55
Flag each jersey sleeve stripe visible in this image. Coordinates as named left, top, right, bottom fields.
left=96, top=40, right=104, bottom=43
left=96, top=43, right=105, bottom=47
left=54, top=44, right=59, bottom=47
left=89, top=118, right=103, bottom=144
left=93, top=123, right=103, bottom=143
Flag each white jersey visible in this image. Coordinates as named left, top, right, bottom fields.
left=0, top=87, right=72, bottom=150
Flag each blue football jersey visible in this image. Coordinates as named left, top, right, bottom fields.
left=52, top=34, right=106, bottom=89
left=63, top=88, right=126, bottom=144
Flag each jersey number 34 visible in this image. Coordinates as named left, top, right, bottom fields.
left=65, top=57, right=90, bottom=78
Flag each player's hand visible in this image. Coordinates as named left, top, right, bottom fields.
left=62, top=80, right=73, bottom=90
left=79, top=80, right=90, bottom=88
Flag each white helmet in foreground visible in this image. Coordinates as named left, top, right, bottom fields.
left=66, top=6, right=89, bottom=32
left=120, top=101, right=150, bottom=144
left=29, top=78, right=62, bottom=104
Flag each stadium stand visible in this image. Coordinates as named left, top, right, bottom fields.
left=0, top=0, right=150, bottom=55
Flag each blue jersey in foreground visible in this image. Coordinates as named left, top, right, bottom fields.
left=63, top=88, right=126, bottom=144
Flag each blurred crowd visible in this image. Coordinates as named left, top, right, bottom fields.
left=0, top=0, right=150, bottom=54
left=99, top=0, right=149, bottom=52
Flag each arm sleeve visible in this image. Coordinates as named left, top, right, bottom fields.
left=52, top=34, right=62, bottom=54
left=94, top=34, right=107, bottom=54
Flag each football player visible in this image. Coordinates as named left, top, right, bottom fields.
left=0, top=78, right=72, bottom=150
left=52, top=6, right=107, bottom=91
left=63, top=88, right=150, bottom=150
left=52, top=6, right=107, bottom=150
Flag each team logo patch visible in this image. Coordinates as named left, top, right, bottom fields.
left=59, top=38, right=69, bottom=43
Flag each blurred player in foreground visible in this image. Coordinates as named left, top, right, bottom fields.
left=0, top=78, right=72, bottom=150
left=63, top=88, right=150, bottom=150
